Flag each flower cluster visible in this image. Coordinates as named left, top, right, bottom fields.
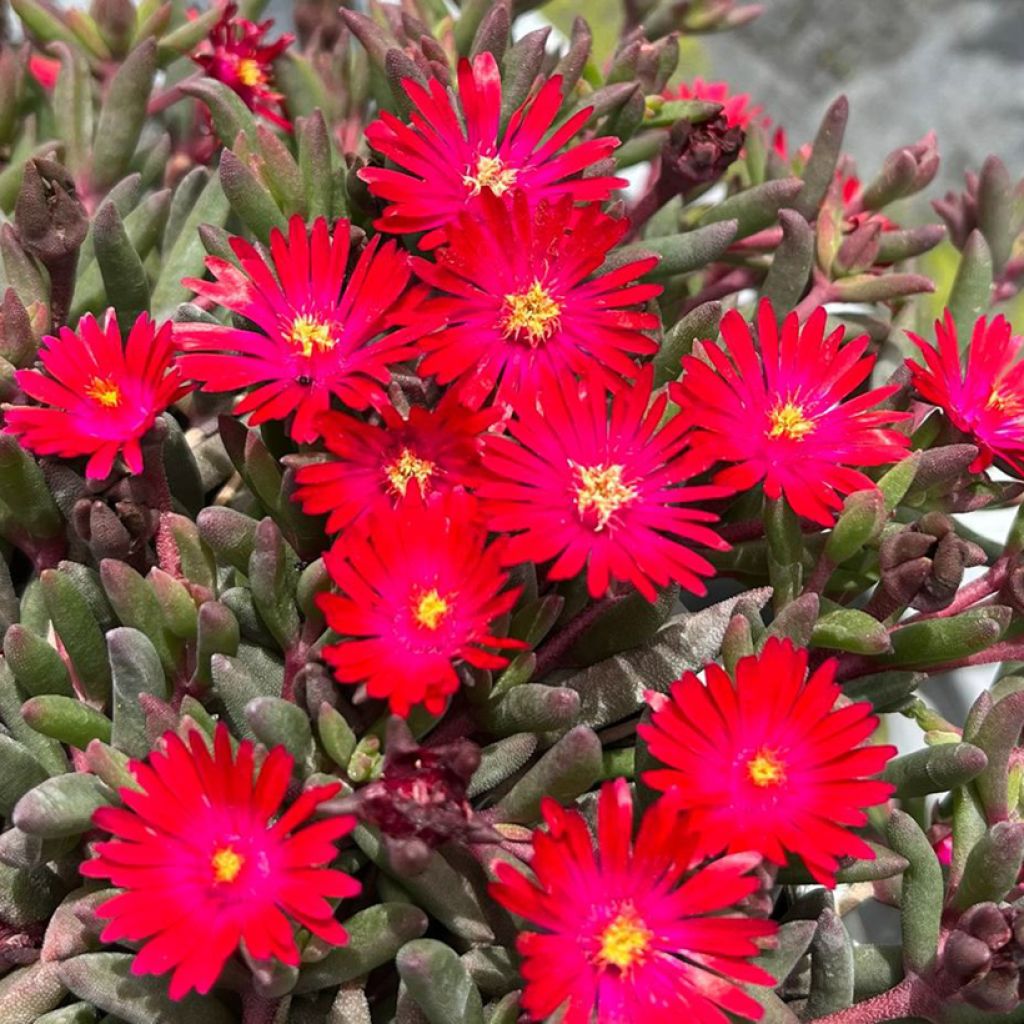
left=5, top=2, right=1024, bottom=1023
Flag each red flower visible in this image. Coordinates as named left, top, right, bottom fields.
left=490, top=778, right=776, bottom=1024
left=411, top=193, right=661, bottom=409
left=4, top=312, right=188, bottom=480
left=318, top=492, right=524, bottom=717
left=672, top=299, right=909, bottom=525
left=476, top=365, right=728, bottom=601
left=640, top=638, right=896, bottom=886
left=176, top=216, right=423, bottom=443
left=80, top=725, right=358, bottom=999
left=906, top=311, right=1024, bottom=474
left=293, top=391, right=500, bottom=534
left=361, top=52, right=625, bottom=248
left=664, top=78, right=767, bottom=133
left=192, top=3, right=293, bottom=131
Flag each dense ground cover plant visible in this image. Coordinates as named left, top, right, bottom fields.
left=1, top=0, right=1024, bottom=1021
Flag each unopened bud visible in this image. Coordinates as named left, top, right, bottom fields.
left=13, top=158, right=87, bottom=327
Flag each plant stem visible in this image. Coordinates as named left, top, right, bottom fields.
left=806, top=977, right=939, bottom=1024
left=534, top=593, right=625, bottom=677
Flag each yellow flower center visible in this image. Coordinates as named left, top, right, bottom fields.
left=288, top=315, right=335, bottom=358
left=211, top=845, right=245, bottom=884
left=463, top=154, right=518, bottom=197
left=767, top=400, right=816, bottom=441
left=595, top=907, right=653, bottom=971
left=500, top=281, right=562, bottom=347
left=574, top=463, right=637, bottom=531
left=413, top=588, right=449, bottom=630
left=985, top=388, right=1023, bottom=415
left=746, top=748, right=787, bottom=787
left=385, top=448, right=436, bottom=497
left=236, top=58, right=266, bottom=88
left=84, top=376, right=123, bottom=408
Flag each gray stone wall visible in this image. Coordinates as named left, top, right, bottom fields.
left=701, top=0, right=1024, bottom=186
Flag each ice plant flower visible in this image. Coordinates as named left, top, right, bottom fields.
left=411, top=193, right=661, bottom=409
left=490, top=778, right=776, bottom=1024
left=4, top=312, right=188, bottom=480
left=176, top=216, right=423, bottom=443
left=640, top=638, right=896, bottom=885
left=476, top=365, right=729, bottom=601
left=672, top=299, right=909, bottom=525
left=663, top=78, right=768, bottom=132
left=293, top=391, right=500, bottom=533
left=191, top=3, right=293, bottom=131
left=80, top=725, right=359, bottom=999
left=361, top=52, right=625, bottom=247
left=318, top=492, right=524, bottom=717
left=906, top=311, right=1024, bottom=474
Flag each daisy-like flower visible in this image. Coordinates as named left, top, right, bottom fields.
left=906, top=311, right=1024, bottom=474
left=672, top=299, right=909, bottom=525
left=476, top=365, right=729, bottom=601
left=293, top=391, right=500, bottom=533
left=80, top=725, right=359, bottom=1000
left=192, top=2, right=293, bottom=131
left=412, top=193, right=661, bottom=409
left=175, top=215, right=423, bottom=443
left=490, top=778, right=776, bottom=1024
left=639, top=638, right=896, bottom=886
left=318, top=492, right=524, bottom=717
left=361, top=52, right=625, bottom=247
left=4, top=312, right=188, bottom=480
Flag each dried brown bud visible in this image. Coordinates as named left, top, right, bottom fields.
left=661, top=114, right=744, bottom=196
left=877, top=516, right=986, bottom=613
left=332, top=718, right=496, bottom=874
left=14, top=157, right=88, bottom=328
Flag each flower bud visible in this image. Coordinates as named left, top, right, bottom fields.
left=942, top=930, right=992, bottom=986
left=13, top=157, right=88, bottom=327
left=834, top=218, right=882, bottom=276
left=90, top=0, right=136, bottom=56
left=660, top=114, right=744, bottom=197
left=0, top=287, right=36, bottom=367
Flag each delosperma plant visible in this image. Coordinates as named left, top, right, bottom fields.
left=1, top=0, right=1024, bottom=1021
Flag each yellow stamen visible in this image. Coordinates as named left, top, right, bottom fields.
left=462, top=154, right=518, bottom=197
left=413, top=588, right=449, bottom=630
left=236, top=58, right=266, bottom=88
left=84, top=376, right=122, bottom=408
left=500, top=281, right=562, bottom=347
left=211, top=845, right=245, bottom=884
left=985, top=388, right=1022, bottom=415
left=767, top=400, right=815, bottom=441
left=574, top=463, right=637, bottom=531
left=595, top=907, right=653, bottom=971
left=288, top=315, right=335, bottom=358
left=746, top=748, right=787, bottom=788
left=385, top=448, right=436, bottom=497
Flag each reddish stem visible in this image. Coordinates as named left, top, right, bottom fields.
left=147, top=72, right=203, bottom=115
left=806, top=977, right=939, bottom=1024
left=792, top=269, right=835, bottom=322
left=534, top=594, right=625, bottom=677
left=678, top=267, right=757, bottom=316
